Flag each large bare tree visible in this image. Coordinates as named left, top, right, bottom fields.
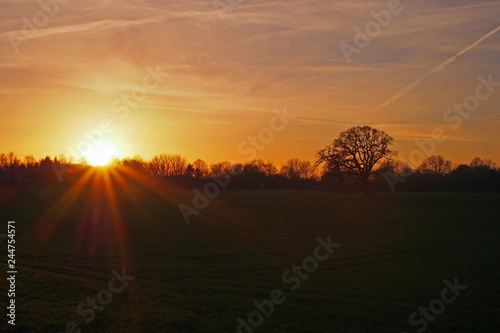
left=317, top=126, right=395, bottom=195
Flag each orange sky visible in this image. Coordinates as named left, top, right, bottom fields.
left=1, top=0, right=500, bottom=167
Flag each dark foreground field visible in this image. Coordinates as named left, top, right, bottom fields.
left=1, top=183, right=499, bottom=332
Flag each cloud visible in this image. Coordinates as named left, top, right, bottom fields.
left=366, top=23, right=500, bottom=115
left=421, top=1, right=500, bottom=12
left=0, top=0, right=499, bottom=163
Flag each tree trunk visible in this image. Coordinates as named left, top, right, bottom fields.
left=338, top=174, right=345, bottom=193
left=362, top=177, right=370, bottom=196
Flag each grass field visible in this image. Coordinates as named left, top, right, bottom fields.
left=1, top=184, right=499, bottom=332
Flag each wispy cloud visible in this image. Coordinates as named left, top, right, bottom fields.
left=367, top=23, right=500, bottom=115
left=0, top=0, right=499, bottom=163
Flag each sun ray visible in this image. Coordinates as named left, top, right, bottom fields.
left=102, top=168, right=130, bottom=266
left=33, top=167, right=95, bottom=242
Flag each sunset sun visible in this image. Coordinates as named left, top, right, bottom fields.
left=86, top=142, right=118, bottom=166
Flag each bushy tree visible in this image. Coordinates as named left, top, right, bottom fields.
left=281, top=158, right=316, bottom=180
left=417, top=155, right=452, bottom=176
left=317, top=126, right=395, bottom=195
left=192, top=159, right=210, bottom=179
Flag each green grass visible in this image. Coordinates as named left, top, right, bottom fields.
left=1, top=186, right=499, bottom=332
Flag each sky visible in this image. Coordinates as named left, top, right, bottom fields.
left=1, top=0, right=500, bottom=167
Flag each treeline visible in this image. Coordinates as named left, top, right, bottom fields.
left=0, top=152, right=499, bottom=192
left=112, top=155, right=320, bottom=190
left=0, top=152, right=320, bottom=189
left=376, top=156, right=500, bottom=193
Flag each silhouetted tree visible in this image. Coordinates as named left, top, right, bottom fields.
left=2, top=149, right=498, bottom=192
left=58, top=154, right=68, bottom=165
left=281, top=158, right=311, bottom=179
left=7, top=152, right=20, bottom=168
left=210, top=161, right=233, bottom=178
left=39, top=156, right=53, bottom=168
left=468, top=157, right=498, bottom=192
left=259, top=160, right=278, bottom=178
left=148, top=154, right=166, bottom=176
left=417, top=155, right=452, bottom=176
left=185, top=164, right=195, bottom=178
left=147, top=154, right=187, bottom=176
left=469, top=157, right=496, bottom=169
left=377, top=159, right=413, bottom=191
left=0, top=153, right=8, bottom=168
left=170, top=155, right=188, bottom=176
left=379, top=160, right=412, bottom=177
left=121, top=155, right=146, bottom=173
left=192, top=159, right=210, bottom=179
left=77, top=157, right=88, bottom=165
left=319, top=126, right=395, bottom=196
left=316, top=144, right=349, bottom=192
left=24, top=155, right=37, bottom=168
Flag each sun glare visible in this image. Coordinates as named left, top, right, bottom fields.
left=87, top=142, right=117, bottom=166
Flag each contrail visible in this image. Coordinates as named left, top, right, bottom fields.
left=367, top=23, right=500, bottom=116
left=423, top=2, right=500, bottom=13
